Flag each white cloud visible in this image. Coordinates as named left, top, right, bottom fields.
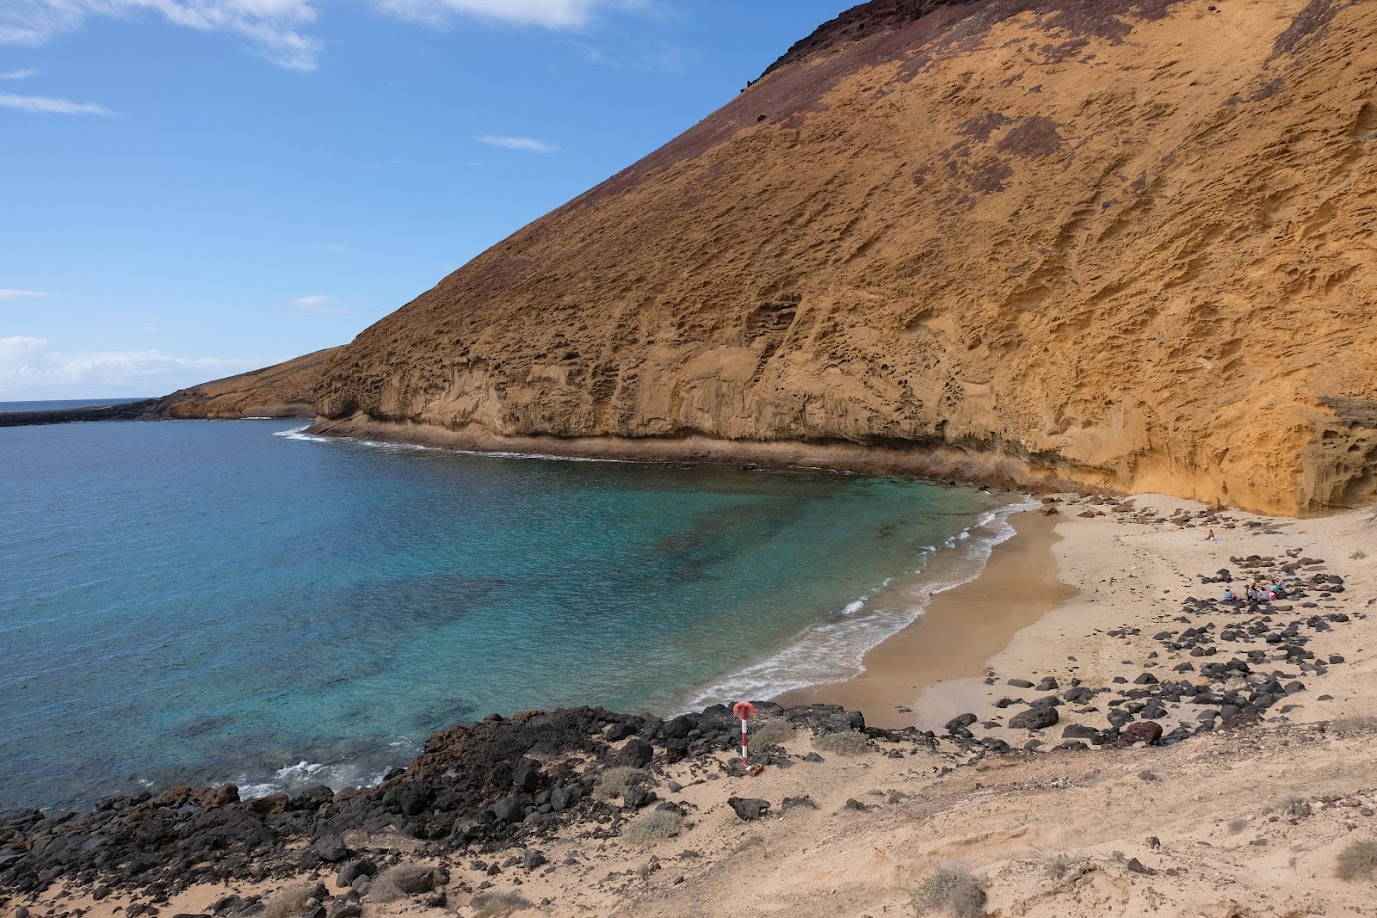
left=0, top=0, right=653, bottom=69
left=0, top=68, right=38, bottom=79
left=372, top=0, right=629, bottom=30
left=0, top=92, right=114, bottom=115
left=289, top=294, right=348, bottom=315
left=310, top=243, right=351, bottom=253
left=478, top=134, right=558, bottom=153
left=0, top=1, right=321, bottom=71
left=0, top=289, right=53, bottom=300
left=0, top=335, right=254, bottom=398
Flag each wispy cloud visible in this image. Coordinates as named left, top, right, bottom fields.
left=0, top=289, right=54, bottom=300
left=373, top=0, right=638, bottom=30
left=0, top=335, right=255, bottom=398
left=0, top=92, right=113, bottom=116
left=478, top=134, right=559, bottom=153
left=310, top=244, right=351, bottom=254
left=1, top=1, right=655, bottom=69
left=0, top=1, right=321, bottom=71
left=0, top=68, right=38, bottom=80
left=562, top=38, right=690, bottom=72
left=289, top=294, right=348, bottom=315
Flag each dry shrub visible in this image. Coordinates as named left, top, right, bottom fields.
left=624, top=808, right=684, bottom=846
left=366, top=864, right=434, bottom=905
left=748, top=717, right=798, bottom=749
left=1330, top=716, right=1377, bottom=734
left=813, top=731, right=871, bottom=756
left=911, top=863, right=985, bottom=917
left=1336, top=840, right=1377, bottom=881
left=1040, top=850, right=1087, bottom=880
left=593, top=766, right=649, bottom=801
left=264, top=883, right=314, bottom=918
left=471, top=890, right=534, bottom=917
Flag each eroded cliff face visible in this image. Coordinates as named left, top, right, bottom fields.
left=157, top=347, right=344, bottom=419
left=303, top=0, right=1377, bottom=515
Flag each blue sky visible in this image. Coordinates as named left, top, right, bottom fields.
left=0, top=0, right=853, bottom=400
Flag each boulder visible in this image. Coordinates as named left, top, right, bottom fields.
left=1008, top=704, right=1059, bottom=731
left=613, top=738, right=655, bottom=768
left=1119, top=721, right=1164, bottom=745
left=727, top=797, right=771, bottom=821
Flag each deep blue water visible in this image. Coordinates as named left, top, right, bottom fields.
left=0, top=398, right=150, bottom=413
left=0, top=415, right=1021, bottom=810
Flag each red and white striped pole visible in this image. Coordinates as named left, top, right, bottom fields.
left=733, top=701, right=756, bottom=765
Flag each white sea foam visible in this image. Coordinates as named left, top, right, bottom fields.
left=233, top=741, right=420, bottom=800
left=274, top=424, right=639, bottom=464
left=680, top=497, right=1040, bottom=710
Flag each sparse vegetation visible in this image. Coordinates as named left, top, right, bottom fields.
left=813, top=731, right=871, bottom=756
left=1336, top=840, right=1377, bottom=881
left=1276, top=792, right=1312, bottom=820
left=749, top=717, right=798, bottom=749
left=1351, top=550, right=1367, bottom=560
left=366, top=864, right=434, bottom=905
left=734, top=833, right=768, bottom=854
left=1038, top=850, right=1088, bottom=880
left=593, top=766, right=650, bottom=801
left=1228, top=817, right=1248, bottom=835
left=1331, top=715, right=1377, bottom=734
left=264, top=883, right=314, bottom=918
left=471, top=890, right=535, bottom=918
left=911, top=864, right=986, bottom=917
left=624, top=808, right=685, bottom=846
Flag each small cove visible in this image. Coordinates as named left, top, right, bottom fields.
left=0, top=416, right=1013, bottom=810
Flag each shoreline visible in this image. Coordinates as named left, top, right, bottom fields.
left=8, top=495, right=1377, bottom=918
left=778, top=507, right=1073, bottom=728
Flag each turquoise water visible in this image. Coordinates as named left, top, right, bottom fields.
left=0, top=416, right=1021, bottom=810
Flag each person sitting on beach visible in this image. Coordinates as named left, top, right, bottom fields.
left=1224, top=587, right=1235, bottom=604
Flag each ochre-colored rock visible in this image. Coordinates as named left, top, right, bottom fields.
left=158, top=347, right=344, bottom=419
left=201, top=0, right=1377, bottom=514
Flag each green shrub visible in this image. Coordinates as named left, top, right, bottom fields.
left=1336, top=840, right=1377, bottom=881
left=624, top=809, right=685, bottom=846
left=911, top=864, right=985, bottom=917
left=813, top=731, right=871, bottom=756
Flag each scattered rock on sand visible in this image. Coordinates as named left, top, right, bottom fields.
left=728, top=797, right=771, bottom=821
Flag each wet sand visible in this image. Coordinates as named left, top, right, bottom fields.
left=779, top=507, right=1074, bottom=729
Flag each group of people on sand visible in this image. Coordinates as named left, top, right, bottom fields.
left=1223, top=580, right=1290, bottom=606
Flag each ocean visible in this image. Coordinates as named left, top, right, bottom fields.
left=0, top=398, right=150, bottom=414
left=0, top=412, right=1026, bottom=811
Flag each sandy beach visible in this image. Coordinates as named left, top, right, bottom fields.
left=780, top=508, right=1074, bottom=728
left=14, top=494, right=1377, bottom=918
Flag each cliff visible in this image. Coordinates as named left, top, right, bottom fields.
left=156, top=347, right=344, bottom=420
left=283, top=0, right=1373, bottom=515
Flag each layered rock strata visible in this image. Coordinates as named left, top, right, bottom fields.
left=199, top=0, right=1377, bottom=514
